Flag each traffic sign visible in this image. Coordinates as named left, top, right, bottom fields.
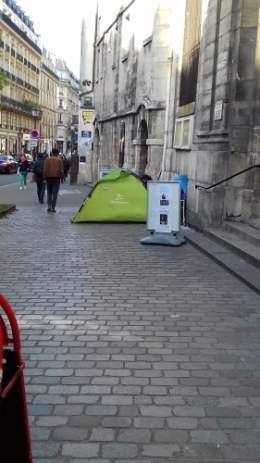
left=31, top=130, right=39, bottom=138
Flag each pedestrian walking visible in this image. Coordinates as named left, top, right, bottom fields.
left=18, top=154, right=30, bottom=190
left=32, top=153, right=45, bottom=203
left=43, top=148, right=64, bottom=213
left=62, top=155, right=70, bottom=182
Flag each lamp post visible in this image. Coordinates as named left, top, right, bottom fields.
left=31, top=107, right=41, bottom=157
left=70, top=124, right=78, bottom=185
left=70, top=125, right=74, bottom=155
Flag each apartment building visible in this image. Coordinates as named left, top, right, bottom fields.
left=55, top=58, right=80, bottom=154
left=0, top=0, right=42, bottom=154
left=39, top=50, right=59, bottom=154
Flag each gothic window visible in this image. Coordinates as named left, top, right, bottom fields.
left=179, top=0, right=202, bottom=107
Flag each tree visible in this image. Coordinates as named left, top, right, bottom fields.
left=0, top=72, right=9, bottom=91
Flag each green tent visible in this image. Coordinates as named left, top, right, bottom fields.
left=71, top=169, right=147, bottom=223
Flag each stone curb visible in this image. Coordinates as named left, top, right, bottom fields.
left=0, top=205, right=16, bottom=219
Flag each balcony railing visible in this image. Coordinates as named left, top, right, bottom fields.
left=0, top=95, right=42, bottom=118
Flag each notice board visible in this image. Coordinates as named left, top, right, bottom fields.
left=146, top=181, right=181, bottom=233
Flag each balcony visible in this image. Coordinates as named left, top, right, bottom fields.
left=0, top=95, right=42, bottom=117
left=57, top=121, right=64, bottom=125
left=16, top=52, right=23, bottom=63
left=16, top=77, right=24, bottom=86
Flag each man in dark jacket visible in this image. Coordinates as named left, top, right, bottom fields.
left=32, top=153, right=45, bottom=203
left=43, top=148, right=64, bottom=213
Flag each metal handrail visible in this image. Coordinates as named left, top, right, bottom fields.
left=195, top=164, right=260, bottom=190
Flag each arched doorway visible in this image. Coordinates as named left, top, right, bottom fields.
left=139, top=119, right=148, bottom=177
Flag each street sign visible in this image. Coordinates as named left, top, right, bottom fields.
left=31, top=130, right=39, bottom=138
left=30, top=139, right=38, bottom=147
left=22, top=134, right=30, bottom=141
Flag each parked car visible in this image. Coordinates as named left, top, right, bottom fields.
left=12, top=153, right=34, bottom=171
left=0, top=155, right=18, bottom=174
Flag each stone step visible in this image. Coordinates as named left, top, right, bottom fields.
left=183, top=229, right=260, bottom=295
left=204, top=227, right=260, bottom=270
left=249, top=218, right=260, bottom=231
left=223, top=221, right=260, bottom=247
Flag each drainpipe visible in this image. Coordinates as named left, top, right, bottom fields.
left=161, top=52, right=173, bottom=180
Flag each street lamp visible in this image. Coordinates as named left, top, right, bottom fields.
left=31, top=107, right=41, bottom=129
left=31, top=107, right=41, bottom=156
left=70, top=125, right=75, bottom=155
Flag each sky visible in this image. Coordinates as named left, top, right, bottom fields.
left=18, top=0, right=90, bottom=77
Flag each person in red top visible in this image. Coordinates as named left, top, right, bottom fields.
left=18, top=154, right=30, bottom=190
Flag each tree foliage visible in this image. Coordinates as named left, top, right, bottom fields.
left=0, top=72, right=9, bottom=91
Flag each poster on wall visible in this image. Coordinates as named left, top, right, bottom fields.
left=82, top=95, right=94, bottom=106
left=81, top=110, right=94, bottom=125
left=81, top=131, right=92, bottom=138
left=72, top=115, right=79, bottom=125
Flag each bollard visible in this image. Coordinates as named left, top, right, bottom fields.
left=70, top=154, right=79, bottom=185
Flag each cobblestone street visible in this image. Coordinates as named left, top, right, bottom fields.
left=0, top=183, right=260, bottom=463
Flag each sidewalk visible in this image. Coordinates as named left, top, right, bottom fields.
left=0, top=182, right=260, bottom=463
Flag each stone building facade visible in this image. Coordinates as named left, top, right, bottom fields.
left=39, top=51, right=59, bottom=154
left=83, top=0, right=260, bottom=230
left=0, top=0, right=80, bottom=157
left=0, top=0, right=42, bottom=154
left=55, top=58, right=80, bottom=155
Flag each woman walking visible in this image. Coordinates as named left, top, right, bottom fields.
left=18, top=154, right=30, bottom=189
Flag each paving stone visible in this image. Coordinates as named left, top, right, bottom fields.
left=173, top=406, right=205, bottom=417
left=102, top=443, right=138, bottom=459
left=32, top=442, right=60, bottom=458
left=219, top=418, right=255, bottom=428
left=53, top=427, right=88, bottom=441
left=53, top=405, right=84, bottom=416
left=167, top=418, right=198, bottom=429
left=89, top=428, right=115, bottom=441
left=134, top=417, right=165, bottom=428
left=206, top=406, right=240, bottom=417
left=30, top=427, right=51, bottom=440
left=102, top=417, right=132, bottom=427
left=102, top=395, right=133, bottom=405
left=220, top=445, right=260, bottom=460
left=36, top=416, right=68, bottom=427
left=86, top=405, right=118, bottom=416
left=28, top=405, right=53, bottom=416
left=68, top=416, right=100, bottom=427
left=134, top=396, right=153, bottom=405
left=142, top=444, right=179, bottom=457
left=154, top=397, right=185, bottom=406
left=140, top=405, right=172, bottom=417
left=118, top=429, right=152, bottom=443
left=62, top=443, right=99, bottom=458
left=200, top=418, right=218, bottom=429
left=154, top=430, right=188, bottom=443
left=229, top=429, right=260, bottom=444
left=190, top=430, right=228, bottom=443
left=119, top=406, right=139, bottom=417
